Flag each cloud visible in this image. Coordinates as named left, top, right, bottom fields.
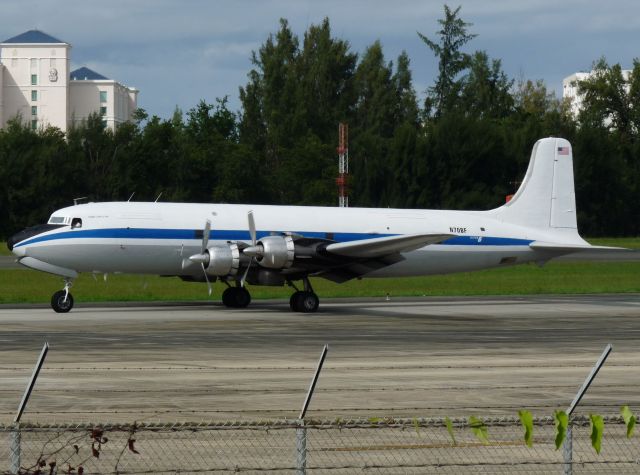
left=2, top=0, right=639, bottom=118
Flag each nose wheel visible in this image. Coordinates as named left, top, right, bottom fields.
left=51, top=279, right=74, bottom=313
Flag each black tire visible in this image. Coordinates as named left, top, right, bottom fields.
left=222, top=287, right=251, bottom=308
left=234, top=287, right=251, bottom=308
left=51, top=290, right=74, bottom=313
left=222, top=287, right=236, bottom=308
left=290, top=291, right=303, bottom=311
left=292, top=291, right=319, bottom=313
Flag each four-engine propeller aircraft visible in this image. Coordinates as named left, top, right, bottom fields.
left=7, top=137, right=614, bottom=313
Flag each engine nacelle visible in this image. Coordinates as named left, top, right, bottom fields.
left=205, top=243, right=240, bottom=276
left=256, top=235, right=295, bottom=269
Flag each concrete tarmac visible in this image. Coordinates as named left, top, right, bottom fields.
left=1, top=295, right=639, bottom=425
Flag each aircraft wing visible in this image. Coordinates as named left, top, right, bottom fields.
left=323, top=233, right=453, bottom=258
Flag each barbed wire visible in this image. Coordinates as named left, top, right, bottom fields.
left=0, top=415, right=626, bottom=431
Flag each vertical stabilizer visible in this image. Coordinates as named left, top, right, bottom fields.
left=493, top=138, right=577, bottom=231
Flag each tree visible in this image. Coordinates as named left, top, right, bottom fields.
left=459, top=51, right=513, bottom=118
left=418, top=4, right=476, bottom=117
left=578, top=58, right=632, bottom=137
left=351, top=41, right=397, bottom=206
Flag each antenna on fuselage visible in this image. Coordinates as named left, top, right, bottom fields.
left=155, top=192, right=163, bottom=202
left=73, top=197, right=88, bottom=206
left=127, top=192, right=135, bottom=202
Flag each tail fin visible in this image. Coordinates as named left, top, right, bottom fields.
left=492, top=137, right=578, bottom=232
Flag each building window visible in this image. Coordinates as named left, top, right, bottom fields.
left=31, top=106, right=37, bottom=116
left=31, top=90, right=37, bottom=101
left=99, top=91, right=107, bottom=103
left=31, top=120, right=37, bottom=131
left=31, top=74, right=37, bottom=85
left=100, top=106, right=107, bottom=116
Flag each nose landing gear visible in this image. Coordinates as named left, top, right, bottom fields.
left=51, top=279, right=74, bottom=313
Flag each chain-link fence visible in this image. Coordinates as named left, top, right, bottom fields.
left=1, top=415, right=638, bottom=474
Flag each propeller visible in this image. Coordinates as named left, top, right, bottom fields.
left=240, top=211, right=258, bottom=287
left=187, top=220, right=212, bottom=296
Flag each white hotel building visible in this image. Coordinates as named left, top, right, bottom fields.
left=0, top=30, right=138, bottom=132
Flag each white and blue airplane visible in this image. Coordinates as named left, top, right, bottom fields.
left=7, top=137, right=612, bottom=313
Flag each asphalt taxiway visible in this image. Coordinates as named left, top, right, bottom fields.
left=1, top=295, right=639, bottom=424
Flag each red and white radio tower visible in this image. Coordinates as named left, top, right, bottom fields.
left=336, top=122, right=349, bottom=207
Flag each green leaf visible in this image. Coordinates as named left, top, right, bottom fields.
left=469, top=416, right=489, bottom=444
left=590, top=413, right=604, bottom=454
left=621, top=405, right=636, bottom=438
left=445, top=417, right=456, bottom=446
left=412, top=418, right=420, bottom=435
left=554, top=410, right=568, bottom=450
left=368, top=417, right=381, bottom=424
left=518, top=410, right=534, bottom=447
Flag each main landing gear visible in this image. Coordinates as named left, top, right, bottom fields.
left=51, top=279, right=74, bottom=313
left=220, top=277, right=320, bottom=313
left=221, top=285, right=251, bottom=308
left=289, top=277, right=319, bottom=313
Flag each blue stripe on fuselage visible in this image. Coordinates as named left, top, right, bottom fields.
left=14, top=228, right=533, bottom=248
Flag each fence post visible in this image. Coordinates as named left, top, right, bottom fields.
left=562, top=426, right=572, bottom=475
left=294, top=344, right=328, bottom=475
left=10, top=342, right=49, bottom=475
left=562, top=343, right=612, bottom=475
left=9, top=423, right=21, bottom=475
left=295, top=419, right=307, bottom=475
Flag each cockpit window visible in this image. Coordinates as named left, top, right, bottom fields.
left=71, top=218, right=83, bottom=229
left=48, top=216, right=66, bottom=224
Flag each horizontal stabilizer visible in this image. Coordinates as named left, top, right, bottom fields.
left=530, top=241, right=626, bottom=252
left=325, top=234, right=453, bottom=258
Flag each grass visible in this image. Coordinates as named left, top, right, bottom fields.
left=0, top=261, right=638, bottom=304
left=586, top=237, right=640, bottom=249
left=0, top=243, right=11, bottom=256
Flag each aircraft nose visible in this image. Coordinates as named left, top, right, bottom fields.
left=6, top=223, right=63, bottom=254
left=7, top=233, right=18, bottom=252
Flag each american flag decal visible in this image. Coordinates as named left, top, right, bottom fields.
left=557, top=146, right=570, bottom=155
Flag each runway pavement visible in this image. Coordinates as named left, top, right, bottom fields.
left=1, top=295, right=639, bottom=425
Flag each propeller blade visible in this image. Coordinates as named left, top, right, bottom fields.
left=202, top=219, right=211, bottom=253
left=201, top=263, right=212, bottom=296
left=240, top=258, right=252, bottom=288
left=247, top=211, right=256, bottom=246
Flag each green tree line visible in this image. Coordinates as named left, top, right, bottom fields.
left=0, top=6, right=638, bottom=239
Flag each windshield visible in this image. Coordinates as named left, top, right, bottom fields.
left=48, top=216, right=70, bottom=225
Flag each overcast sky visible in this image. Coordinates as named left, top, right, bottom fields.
left=2, top=0, right=638, bottom=119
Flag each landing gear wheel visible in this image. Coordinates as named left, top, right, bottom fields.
left=290, top=291, right=319, bottom=313
left=234, top=287, right=251, bottom=308
left=290, top=291, right=302, bottom=311
left=51, top=290, right=74, bottom=313
left=222, top=287, right=251, bottom=308
left=222, top=287, right=235, bottom=307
